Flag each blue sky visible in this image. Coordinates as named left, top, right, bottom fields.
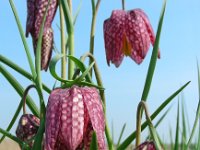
left=1, top=0, right=200, bottom=144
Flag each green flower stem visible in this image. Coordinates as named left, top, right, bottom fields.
left=81, top=52, right=114, bottom=150
left=136, top=101, right=162, bottom=149
left=22, top=84, right=36, bottom=114
left=59, top=2, right=67, bottom=82
left=67, top=0, right=72, bottom=12
left=89, top=0, right=101, bottom=77
left=60, top=0, right=74, bottom=80
left=68, top=33, right=75, bottom=80
left=66, top=0, right=74, bottom=80
left=122, top=0, right=125, bottom=10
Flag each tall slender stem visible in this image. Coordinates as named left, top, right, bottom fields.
left=66, top=0, right=74, bottom=80
left=67, top=0, right=72, bottom=12
left=59, top=2, right=66, bottom=81
left=122, top=0, right=125, bottom=10
left=89, top=0, right=101, bottom=77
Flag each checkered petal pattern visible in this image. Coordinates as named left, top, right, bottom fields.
left=104, top=9, right=160, bottom=67
left=45, top=86, right=106, bottom=150
left=26, top=0, right=58, bottom=71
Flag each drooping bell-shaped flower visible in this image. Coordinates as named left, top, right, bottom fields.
left=134, top=141, right=156, bottom=150
left=16, top=114, right=40, bottom=147
left=26, top=0, right=58, bottom=71
left=45, top=86, right=106, bottom=150
left=104, top=9, right=160, bottom=67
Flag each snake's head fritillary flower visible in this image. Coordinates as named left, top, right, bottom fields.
left=26, top=0, right=58, bottom=71
left=45, top=86, right=106, bottom=150
left=134, top=141, right=156, bottom=150
left=16, top=114, right=40, bottom=147
left=104, top=9, right=160, bottom=67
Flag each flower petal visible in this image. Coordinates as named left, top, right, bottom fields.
left=126, top=10, right=151, bottom=64
left=34, top=0, right=58, bottom=37
left=134, top=9, right=160, bottom=58
left=45, top=88, right=62, bottom=150
left=26, top=0, right=35, bottom=37
left=82, top=87, right=106, bottom=150
left=104, top=10, right=126, bottom=67
left=59, top=86, right=85, bottom=150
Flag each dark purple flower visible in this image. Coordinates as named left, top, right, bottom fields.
left=45, top=86, right=106, bottom=150
left=134, top=141, right=156, bottom=150
left=26, top=0, right=58, bottom=71
left=16, top=114, right=40, bottom=147
left=104, top=9, right=160, bottom=67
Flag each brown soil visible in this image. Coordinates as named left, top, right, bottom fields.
left=0, top=139, right=20, bottom=150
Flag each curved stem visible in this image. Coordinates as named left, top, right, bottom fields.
left=136, top=101, right=162, bottom=149
left=59, top=2, right=67, bottom=82
left=89, top=0, right=101, bottom=77
left=22, top=84, right=37, bottom=114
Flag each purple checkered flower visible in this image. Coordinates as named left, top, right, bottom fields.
left=26, top=0, right=58, bottom=71
left=104, top=9, right=160, bottom=67
left=45, top=86, right=106, bottom=150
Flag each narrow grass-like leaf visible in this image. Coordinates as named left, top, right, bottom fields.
left=68, top=55, right=93, bottom=83
left=155, top=107, right=171, bottom=128
left=141, top=0, right=166, bottom=101
left=174, top=100, right=180, bottom=150
left=181, top=97, right=187, bottom=150
left=117, top=81, right=190, bottom=150
left=0, top=55, right=51, bottom=93
left=49, top=54, right=72, bottom=82
left=0, top=128, right=30, bottom=149
left=32, top=118, right=45, bottom=150
left=117, top=124, right=126, bottom=147
left=146, top=107, right=171, bottom=141
left=187, top=62, right=200, bottom=148
left=73, top=0, right=82, bottom=26
left=197, top=119, right=200, bottom=150
left=0, top=100, right=23, bottom=143
left=169, top=125, right=174, bottom=150
left=0, top=64, right=39, bottom=116
left=72, top=62, right=95, bottom=84
left=8, top=0, right=36, bottom=78
left=90, top=131, right=98, bottom=150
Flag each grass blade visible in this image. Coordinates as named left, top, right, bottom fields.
left=186, top=62, right=200, bottom=148
left=0, top=100, right=23, bottom=143
left=117, top=124, right=126, bottom=147
left=174, top=100, right=180, bottom=150
left=141, top=0, right=167, bottom=101
left=181, top=97, right=187, bottom=150
left=155, top=107, right=171, bottom=128
left=0, top=64, right=39, bottom=116
left=117, top=81, right=190, bottom=150
left=0, top=55, right=51, bottom=93
left=8, top=0, right=36, bottom=78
